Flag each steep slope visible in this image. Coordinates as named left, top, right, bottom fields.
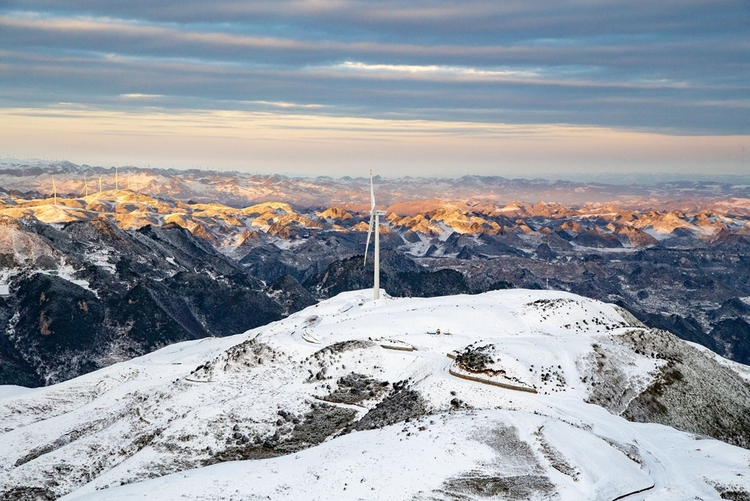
left=304, top=252, right=471, bottom=298
left=1, top=289, right=748, bottom=500
left=0, top=217, right=314, bottom=386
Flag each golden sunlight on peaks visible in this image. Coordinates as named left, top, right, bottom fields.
left=0, top=215, right=55, bottom=261
left=114, top=213, right=158, bottom=230
left=389, top=214, right=442, bottom=236
left=317, top=207, right=353, bottom=221
left=243, top=202, right=294, bottom=215
left=427, top=207, right=501, bottom=235
left=218, top=215, right=245, bottom=227
left=351, top=221, right=391, bottom=233
left=27, top=206, right=87, bottom=224
left=268, top=213, right=322, bottom=234
left=351, top=221, right=369, bottom=232
left=385, top=200, right=471, bottom=216
left=0, top=207, right=35, bottom=220
left=633, top=211, right=702, bottom=235
left=163, top=213, right=190, bottom=227
left=251, top=212, right=277, bottom=230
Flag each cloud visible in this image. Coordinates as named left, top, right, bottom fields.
left=1, top=10, right=744, bottom=68
left=0, top=0, right=748, bottom=172
left=250, top=101, right=326, bottom=109
left=334, top=61, right=539, bottom=79
left=119, top=93, right=164, bottom=99
left=325, top=61, right=733, bottom=91
left=1, top=105, right=747, bottom=176
left=4, top=1, right=743, bottom=37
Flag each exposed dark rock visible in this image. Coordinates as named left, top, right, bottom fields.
left=288, top=403, right=358, bottom=447
left=573, top=230, right=623, bottom=248
left=0, top=487, right=56, bottom=501
left=311, top=340, right=375, bottom=359
left=304, top=252, right=470, bottom=299
left=267, top=274, right=318, bottom=315
left=455, top=345, right=494, bottom=372
left=535, top=243, right=556, bottom=261
left=710, top=318, right=750, bottom=364
left=351, top=387, right=428, bottom=431
left=456, top=246, right=474, bottom=260
left=322, top=373, right=389, bottom=405
left=630, top=309, right=721, bottom=354
left=0, top=218, right=296, bottom=386
left=431, top=424, right=556, bottom=501
left=618, top=330, right=750, bottom=449
left=403, top=230, right=421, bottom=243
left=712, top=483, right=750, bottom=501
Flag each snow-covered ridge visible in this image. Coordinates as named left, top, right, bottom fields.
left=1, top=289, right=749, bottom=500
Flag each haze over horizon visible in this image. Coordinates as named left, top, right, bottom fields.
left=0, top=1, right=748, bottom=177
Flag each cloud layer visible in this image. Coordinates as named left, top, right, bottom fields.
left=0, top=1, right=748, bottom=175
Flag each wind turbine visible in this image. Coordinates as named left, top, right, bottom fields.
left=83, top=174, right=89, bottom=197
left=363, top=171, right=387, bottom=300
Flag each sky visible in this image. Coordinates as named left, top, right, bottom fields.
left=0, top=0, right=748, bottom=178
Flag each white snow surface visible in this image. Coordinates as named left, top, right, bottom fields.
left=0, top=289, right=748, bottom=500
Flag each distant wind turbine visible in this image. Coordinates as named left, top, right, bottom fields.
left=115, top=167, right=119, bottom=190
left=98, top=175, right=102, bottom=195
left=83, top=174, right=89, bottom=197
left=363, top=171, right=387, bottom=300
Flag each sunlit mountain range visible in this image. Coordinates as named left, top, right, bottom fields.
left=1, top=160, right=749, bottom=388
left=3, top=159, right=750, bottom=209
left=2, top=160, right=750, bottom=247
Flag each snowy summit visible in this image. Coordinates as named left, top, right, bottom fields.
left=1, top=289, right=750, bottom=500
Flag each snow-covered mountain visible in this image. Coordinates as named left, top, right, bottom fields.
left=2, top=289, right=749, bottom=500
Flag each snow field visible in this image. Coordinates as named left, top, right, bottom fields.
left=0, top=288, right=748, bottom=500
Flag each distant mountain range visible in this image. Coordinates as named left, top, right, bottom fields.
left=3, top=158, right=750, bottom=208
left=1, top=161, right=749, bottom=389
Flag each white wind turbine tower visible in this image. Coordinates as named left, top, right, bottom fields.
left=363, top=172, right=387, bottom=300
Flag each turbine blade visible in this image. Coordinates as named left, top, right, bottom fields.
left=364, top=213, right=374, bottom=265
left=370, top=172, right=376, bottom=210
